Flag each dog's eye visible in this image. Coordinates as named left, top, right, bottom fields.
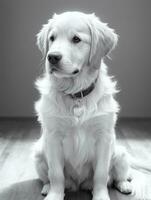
left=72, top=36, right=81, bottom=43
left=50, top=35, right=55, bottom=42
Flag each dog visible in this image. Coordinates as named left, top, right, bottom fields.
left=34, top=11, right=133, bottom=200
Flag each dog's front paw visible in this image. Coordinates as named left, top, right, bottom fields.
left=93, top=189, right=110, bottom=200
left=44, top=191, right=64, bottom=200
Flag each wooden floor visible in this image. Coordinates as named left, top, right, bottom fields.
left=0, top=118, right=151, bottom=200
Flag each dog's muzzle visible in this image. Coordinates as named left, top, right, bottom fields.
left=47, top=53, right=80, bottom=75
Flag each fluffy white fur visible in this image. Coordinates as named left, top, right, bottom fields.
left=34, top=11, right=133, bottom=200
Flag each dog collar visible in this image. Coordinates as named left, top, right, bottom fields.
left=69, top=78, right=97, bottom=99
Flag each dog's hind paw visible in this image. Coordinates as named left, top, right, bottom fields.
left=41, top=183, right=50, bottom=196
left=114, top=180, right=134, bottom=195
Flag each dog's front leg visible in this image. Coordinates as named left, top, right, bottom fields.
left=44, top=134, right=65, bottom=200
left=93, top=133, right=113, bottom=200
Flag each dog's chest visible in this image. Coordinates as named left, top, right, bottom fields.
left=62, top=125, right=95, bottom=181
left=62, top=99, right=97, bottom=166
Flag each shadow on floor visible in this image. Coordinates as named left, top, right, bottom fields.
left=0, top=178, right=139, bottom=200
left=0, top=178, right=93, bottom=200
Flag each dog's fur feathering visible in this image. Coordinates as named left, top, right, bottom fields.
left=34, top=11, right=133, bottom=200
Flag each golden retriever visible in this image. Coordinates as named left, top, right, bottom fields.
left=34, top=11, right=133, bottom=200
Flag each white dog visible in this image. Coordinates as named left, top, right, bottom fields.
left=34, top=11, right=133, bottom=200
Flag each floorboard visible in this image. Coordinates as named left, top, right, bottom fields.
left=0, top=118, right=151, bottom=200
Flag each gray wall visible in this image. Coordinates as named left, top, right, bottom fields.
left=0, top=0, right=151, bottom=117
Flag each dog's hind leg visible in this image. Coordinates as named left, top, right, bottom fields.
left=111, top=146, right=134, bottom=195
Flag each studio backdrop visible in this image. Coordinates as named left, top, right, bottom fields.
left=0, top=0, right=151, bottom=117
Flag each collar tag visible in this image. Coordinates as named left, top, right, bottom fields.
left=73, top=105, right=84, bottom=117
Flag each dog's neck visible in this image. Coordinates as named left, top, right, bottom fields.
left=51, top=67, right=99, bottom=98
left=68, top=78, right=97, bottom=99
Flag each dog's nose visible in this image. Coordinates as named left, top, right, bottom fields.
left=47, top=53, right=62, bottom=65
left=72, top=69, right=79, bottom=74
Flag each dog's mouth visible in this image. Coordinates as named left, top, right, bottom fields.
left=50, top=65, right=80, bottom=77
left=50, top=66, right=59, bottom=73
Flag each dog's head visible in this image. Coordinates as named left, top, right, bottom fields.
left=37, top=11, right=118, bottom=78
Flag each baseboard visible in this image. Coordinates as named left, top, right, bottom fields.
left=0, top=116, right=151, bottom=121
left=0, top=116, right=37, bottom=121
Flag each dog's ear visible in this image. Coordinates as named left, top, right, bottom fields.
left=87, top=13, right=118, bottom=69
left=36, top=18, right=54, bottom=57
